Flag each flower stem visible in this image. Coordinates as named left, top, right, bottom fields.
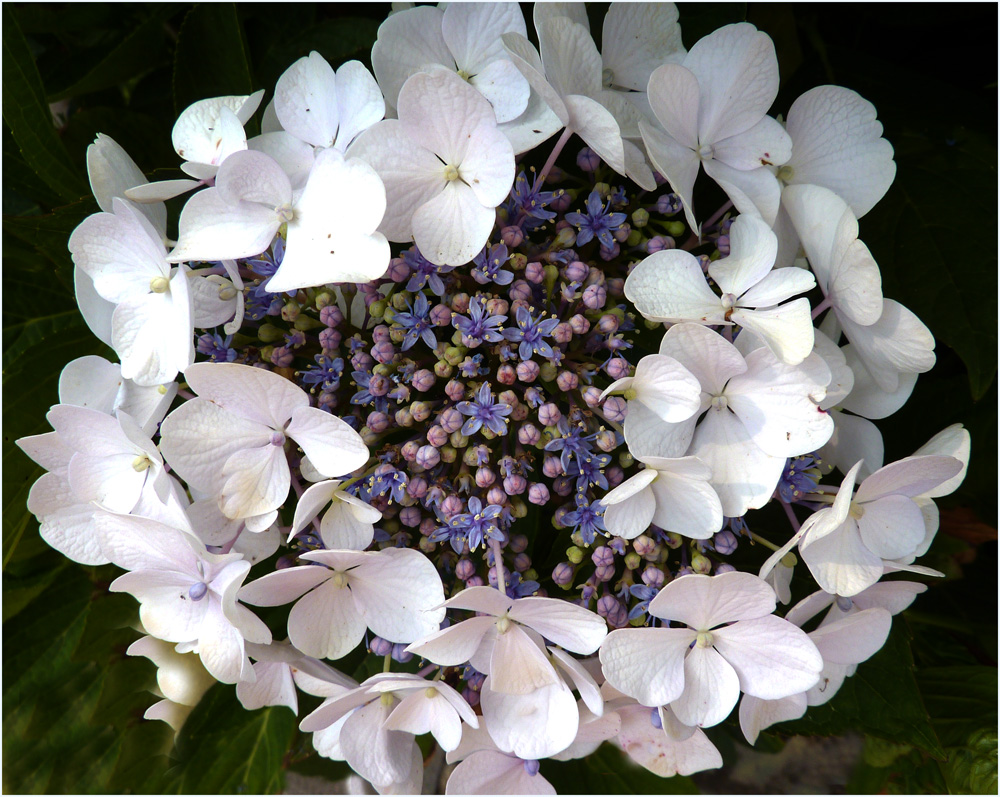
left=703, top=200, right=733, bottom=231
left=811, top=294, right=833, bottom=320
left=780, top=499, right=801, bottom=531
left=491, top=537, right=507, bottom=595
left=749, top=531, right=781, bottom=551
left=538, top=127, right=574, bottom=185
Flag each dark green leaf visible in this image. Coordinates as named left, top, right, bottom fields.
left=2, top=6, right=88, bottom=201
left=917, top=666, right=997, bottom=749
left=163, top=684, right=297, bottom=794
left=541, top=743, right=700, bottom=794
left=173, top=3, right=254, bottom=118
left=47, top=8, right=175, bottom=101
left=864, top=128, right=998, bottom=400
left=776, top=621, right=945, bottom=759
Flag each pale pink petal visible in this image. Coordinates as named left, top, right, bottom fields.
left=319, top=492, right=380, bottom=550
left=412, top=180, right=496, bottom=267
left=399, top=70, right=497, bottom=164
left=912, top=424, right=971, bottom=498
left=349, top=547, right=446, bottom=643
left=856, top=455, right=963, bottom=503
left=851, top=581, right=926, bottom=615
left=172, top=95, right=255, bottom=164
left=738, top=692, right=807, bottom=745
left=624, top=250, right=725, bottom=324
left=809, top=607, right=891, bottom=665
left=74, top=265, right=114, bottom=346
left=536, top=16, right=601, bottom=98
left=659, top=322, right=747, bottom=395
left=671, top=645, right=740, bottom=727
left=501, top=32, right=569, bottom=125
left=288, top=578, right=367, bottom=660
left=247, top=131, right=315, bottom=190
left=447, top=751, right=555, bottom=795
left=509, top=597, right=608, bottom=654
left=443, top=584, right=515, bottom=616
left=725, top=348, right=833, bottom=458
left=820, top=410, right=885, bottom=480
left=405, top=616, right=497, bottom=666
left=856, top=494, right=926, bottom=560
left=457, top=122, right=515, bottom=207
left=274, top=51, right=340, bottom=149
left=481, top=677, right=578, bottom=759
left=468, top=58, right=530, bottom=124
left=623, top=403, right=696, bottom=460
left=649, top=571, right=776, bottom=629
left=599, top=627, right=693, bottom=707
left=712, top=615, right=823, bottom=699
left=384, top=690, right=462, bottom=752
left=238, top=565, right=332, bottom=606
left=198, top=601, right=252, bottom=683
left=340, top=699, right=416, bottom=788
left=550, top=647, right=604, bottom=717
left=688, top=407, right=786, bottom=517
left=166, top=187, right=279, bottom=264
left=732, top=300, right=815, bottom=366
left=286, top=405, right=370, bottom=479
left=237, top=660, right=298, bottom=712
left=712, top=115, right=791, bottom=171
left=683, top=23, right=779, bottom=144
left=371, top=6, right=451, bottom=110
left=602, top=470, right=657, bottom=540
left=489, top=623, right=559, bottom=694
left=616, top=703, right=723, bottom=776
left=800, top=523, right=884, bottom=597
left=444, top=2, right=526, bottom=72
left=95, top=512, right=202, bottom=573
left=185, top=361, right=307, bottom=426
left=220, top=443, right=290, bottom=519
left=785, top=85, right=895, bottom=217
left=648, top=462, right=724, bottom=539
left=564, top=93, right=627, bottom=176
left=604, top=4, right=684, bottom=92
left=840, top=345, right=917, bottom=420
left=28, top=474, right=105, bottom=565
left=838, top=300, right=936, bottom=392
left=707, top=214, right=779, bottom=297
left=497, top=81, right=564, bottom=154
left=639, top=118, right=700, bottom=230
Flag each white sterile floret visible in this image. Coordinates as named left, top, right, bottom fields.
left=600, top=353, right=702, bottom=424
left=159, top=362, right=369, bottom=530
left=783, top=183, right=935, bottom=392
left=127, top=91, right=265, bottom=203
left=738, top=605, right=891, bottom=744
left=623, top=323, right=833, bottom=517
left=349, top=69, right=515, bottom=266
left=759, top=455, right=964, bottom=597
left=299, top=673, right=475, bottom=793
left=96, top=513, right=271, bottom=684
left=87, top=133, right=167, bottom=240
left=625, top=214, right=816, bottom=364
left=58, top=354, right=176, bottom=436
left=599, top=571, right=823, bottom=728
left=641, top=22, right=791, bottom=231
left=477, top=645, right=605, bottom=760
left=372, top=3, right=530, bottom=123
left=445, top=725, right=557, bottom=795
left=128, top=635, right=216, bottom=730
left=501, top=12, right=653, bottom=188
left=238, top=548, right=445, bottom=661
left=771, top=85, right=896, bottom=267
left=69, top=198, right=195, bottom=386
left=274, top=54, right=384, bottom=151
left=166, top=148, right=390, bottom=291
left=289, top=479, right=382, bottom=550
left=601, top=455, right=723, bottom=540
left=404, top=585, right=608, bottom=695
left=235, top=639, right=356, bottom=714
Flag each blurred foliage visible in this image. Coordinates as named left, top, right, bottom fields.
left=2, top=2, right=995, bottom=794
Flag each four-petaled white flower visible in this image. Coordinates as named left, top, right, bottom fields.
left=349, top=69, right=515, bottom=266
left=640, top=22, right=791, bottom=230
left=96, top=513, right=271, bottom=684
left=760, top=456, right=963, bottom=597
left=625, top=214, right=816, bottom=364
left=600, top=571, right=823, bottom=727
left=238, top=547, right=446, bottom=660
left=159, top=362, right=369, bottom=531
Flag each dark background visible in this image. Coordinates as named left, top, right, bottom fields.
left=3, top=3, right=996, bottom=793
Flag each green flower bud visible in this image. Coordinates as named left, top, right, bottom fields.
left=566, top=546, right=585, bottom=564
left=433, top=360, right=453, bottom=378
left=624, top=552, right=642, bottom=571
left=631, top=208, right=650, bottom=228
left=281, top=301, right=300, bottom=322
left=369, top=299, right=388, bottom=319
left=665, top=221, right=686, bottom=237
left=257, top=323, right=284, bottom=343
left=539, top=362, right=558, bottom=382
